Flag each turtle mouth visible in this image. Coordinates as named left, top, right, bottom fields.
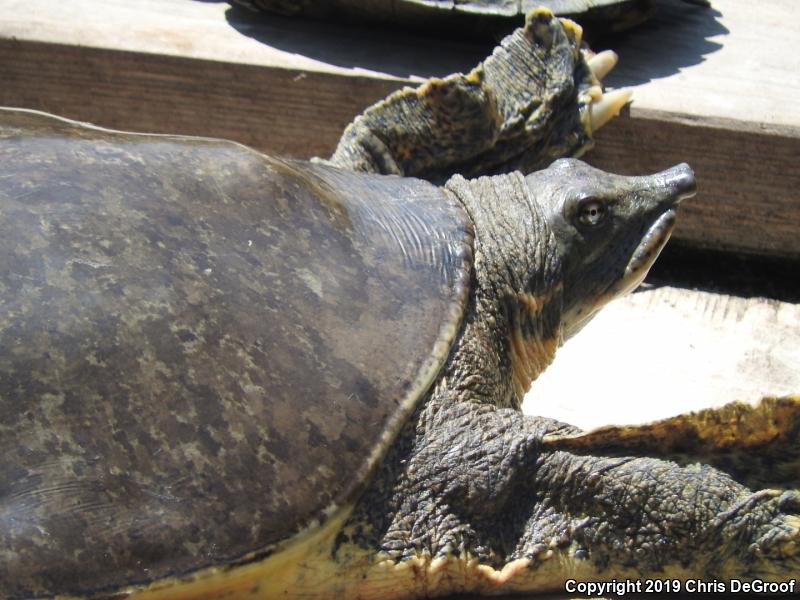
left=616, top=208, right=677, bottom=295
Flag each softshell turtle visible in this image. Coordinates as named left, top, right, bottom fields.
left=231, top=0, right=711, bottom=38
left=1, top=9, right=799, bottom=600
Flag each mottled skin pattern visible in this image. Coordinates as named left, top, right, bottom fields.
left=328, top=11, right=595, bottom=181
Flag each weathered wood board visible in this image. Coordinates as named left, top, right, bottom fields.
left=524, top=286, right=800, bottom=428
left=0, top=0, right=798, bottom=257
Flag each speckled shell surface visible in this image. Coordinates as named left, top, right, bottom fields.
left=234, top=0, right=669, bottom=34
left=239, top=0, right=640, bottom=18
left=0, top=109, right=473, bottom=597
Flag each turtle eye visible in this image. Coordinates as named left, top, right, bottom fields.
left=577, top=199, right=606, bottom=227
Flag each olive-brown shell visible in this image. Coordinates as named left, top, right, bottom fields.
left=232, top=0, right=708, bottom=37
left=0, top=109, right=472, bottom=597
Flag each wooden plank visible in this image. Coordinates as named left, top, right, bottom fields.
left=524, top=286, right=800, bottom=429
left=0, top=37, right=400, bottom=159
left=599, top=0, right=800, bottom=129
left=0, top=0, right=798, bottom=258
left=0, top=0, right=451, bottom=156
left=0, top=0, right=483, bottom=79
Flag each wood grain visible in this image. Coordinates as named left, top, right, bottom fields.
left=0, top=0, right=798, bottom=258
left=0, top=38, right=399, bottom=159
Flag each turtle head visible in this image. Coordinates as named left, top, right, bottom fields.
left=527, top=158, right=696, bottom=339
left=446, top=159, right=694, bottom=402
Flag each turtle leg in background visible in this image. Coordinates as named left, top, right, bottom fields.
left=341, top=398, right=800, bottom=596
left=325, top=9, right=627, bottom=182
left=542, top=396, right=800, bottom=491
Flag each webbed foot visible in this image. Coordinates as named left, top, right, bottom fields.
left=707, top=489, right=800, bottom=580
left=327, top=9, right=629, bottom=181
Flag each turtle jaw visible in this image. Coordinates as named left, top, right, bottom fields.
left=614, top=207, right=677, bottom=295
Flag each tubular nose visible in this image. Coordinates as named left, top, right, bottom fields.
left=663, top=163, right=697, bottom=201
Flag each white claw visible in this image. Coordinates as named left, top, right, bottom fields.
left=588, top=50, right=618, bottom=82
left=587, top=85, right=603, bottom=102
left=589, top=88, right=633, bottom=132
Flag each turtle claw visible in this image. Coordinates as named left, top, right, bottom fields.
left=587, top=50, right=618, bottom=82
left=587, top=88, right=632, bottom=133
left=759, top=491, right=800, bottom=562
left=578, top=51, right=630, bottom=134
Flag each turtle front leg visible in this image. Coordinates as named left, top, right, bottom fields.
left=326, top=10, right=628, bottom=181
left=341, top=403, right=799, bottom=598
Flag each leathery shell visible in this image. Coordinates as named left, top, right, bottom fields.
left=231, top=0, right=693, bottom=36
left=0, top=109, right=473, bottom=597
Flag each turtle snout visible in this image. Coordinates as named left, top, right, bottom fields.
left=662, top=163, right=696, bottom=203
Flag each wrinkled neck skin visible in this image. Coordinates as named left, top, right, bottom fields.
left=340, top=173, right=574, bottom=576
left=442, top=172, right=564, bottom=410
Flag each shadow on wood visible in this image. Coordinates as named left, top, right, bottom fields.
left=599, top=1, right=727, bottom=86
left=224, top=4, right=490, bottom=79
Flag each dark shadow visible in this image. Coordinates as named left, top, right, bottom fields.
left=224, top=5, right=490, bottom=80
left=597, top=2, right=728, bottom=86
left=224, top=1, right=726, bottom=83
left=642, top=242, right=800, bottom=303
